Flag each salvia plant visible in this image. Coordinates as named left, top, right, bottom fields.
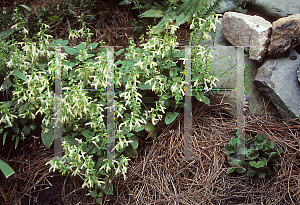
left=0, top=2, right=221, bottom=202
left=225, top=133, right=283, bottom=180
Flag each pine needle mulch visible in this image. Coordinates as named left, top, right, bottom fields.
left=107, top=93, right=300, bottom=205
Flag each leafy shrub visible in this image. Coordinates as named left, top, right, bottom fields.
left=225, top=134, right=283, bottom=180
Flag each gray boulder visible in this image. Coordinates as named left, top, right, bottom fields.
left=253, top=49, right=300, bottom=120
left=213, top=0, right=238, bottom=14
left=249, top=0, right=300, bottom=19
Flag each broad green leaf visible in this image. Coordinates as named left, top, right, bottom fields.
left=268, top=152, right=279, bottom=161
left=257, top=171, right=266, bottom=178
left=81, top=130, right=94, bottom=139
left=64, top=47, right=77, bottom=55
left=49, top=39, right=68, bottom=47
left=246, top=148, right=259, bottom=159
left=138, top=83, right=152, bottom=90
left=19, top=118, right=29, bottom=126
left=246, top=169, right=257, bottom=177
left=21, top=125, right=31, bottom=136
left=128, top=135, right=139, bottom=150
left=0, top=159, right=14, bottom=178
left=124, top=144, right=137, bottom=158
left=169, top=67, right=178, bottom=77
left=224, top=144, right=236, bottom=155
left=255, top=133, right=266, bottom=144
left=11, top=70, right=28, bottom=82
left=249, top=161, right=265, bottom=168
left=12, top=125, right=19, bottom=134
left=139, top=9, right=164, bottom=18
left=30, top=122, right=36, bottom=130
left=87, top=43, right=98, bottom=50
left=165, top=112, right=179, bottom=125
left=204, top=96, right=210, bottom=105
left=62, top=133, right=78, bottom=146
left=266, top=140, right=275, bottom=149
left=145, top=124, right=155, bottom=132
left=76, top=42, right=86, bottom=51
left=41, top=125, right=55, bottom=148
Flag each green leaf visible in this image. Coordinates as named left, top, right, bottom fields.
left=19, top=118, right=29, bottom=126
left=0, top=78, right=13, bottom=91
left=76, top=42, right=86, bottom=52
left=81, top=130, right=94, bottom=139
left=49, top=39, right=68, bottom=47
left=124, top=144, right=137, bottom=158
left=11, top=70, right=28, bottom=82
left=118, top=0, right=130, bottom=5
left=165, top=112, right=179, bottom=125
left=0, top=159, right=14, bottom=178
left=0, top=28, right=18, bottom=39
left=64, top=47, right=77, bottom=55
left=249, top=161, right=265, bottom=168
left=224, top=144, right=236, bottom=155
left=30, top=122, right=36, bottom=130
left=139, top=9, right=164, bottom=18
left=3, top=131, right=8, bottom=146
left=246, top=148, right=259, bottom=159
left=255, top=133, right=266, bottom=145
left=63, top=133, right=78, bottom=146
left=169, top=67, right=178, bottom=77
left=20, top=4, right=31, bottom=12
left=14, top=136, right=20, bottom=149
left=48, top=15, right=61, bottom=22
left=227, top=168, right=235, bottom=174
left=12, top=125, right=19, bottom=134
left=268, top=152, right=279, bottom=162
left=204, top=96, right=210, bottom=105
left=257, top=171, right=266, bottom=178
left=266, top=140, right=275, bottom=149
left=138, top=83, right=152, bottom=90
left=21, top=125, right=31, bottom=136
left=103, top=182, right=113, bottom=195
left=145, top=124, right=155, bottom=132
left=41, top=125, right=55, bottom=148
left=87, top=43, right=98, bottom=50
left=246, top=169, right=257, bottom=177
left=175, top=13, right=190, bottom=26
left=128, top=135, right=139, bottom=150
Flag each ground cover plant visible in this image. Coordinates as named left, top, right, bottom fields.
left=0, top=0, right=222, bottom=202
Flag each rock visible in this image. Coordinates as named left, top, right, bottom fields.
left=213, top=0, right=238, bottom=14
left=249, top=0, right=300, bottom=19
left=268, top=14, right=300, bottom=58
left=253, top=49, right=300, bottom=120
left=221, top=12, right=272, bottom=63
left=297, top=64, right=300, bottom=84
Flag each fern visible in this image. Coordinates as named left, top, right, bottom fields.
left=138, top=0, right=222, bottom=34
